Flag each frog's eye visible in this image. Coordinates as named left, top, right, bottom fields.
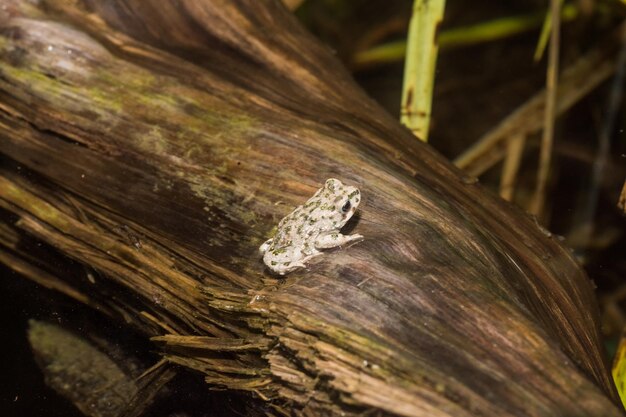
left=341, top=201, right=351, bottom=213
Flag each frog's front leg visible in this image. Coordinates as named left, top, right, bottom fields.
left=314, top=232, right=363, bottom=249
left=259, top=238, right=273, bottom=254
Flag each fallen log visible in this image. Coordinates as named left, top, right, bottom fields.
left=0, top=0, right=621, bottom=416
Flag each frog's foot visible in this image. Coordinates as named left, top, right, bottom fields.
left=259, top=238, right=273, bottom=254
left=314, top=232, right=364, bottom=249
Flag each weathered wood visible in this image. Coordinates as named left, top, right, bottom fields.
left=28, top=320, right=176, bottom=417
left=0, top=0, right=621, bottom=415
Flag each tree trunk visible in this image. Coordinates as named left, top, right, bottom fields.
left=0, top=0, right=621, bottom=416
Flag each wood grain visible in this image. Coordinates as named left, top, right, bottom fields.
left=0, top=0, right=621, bottom=415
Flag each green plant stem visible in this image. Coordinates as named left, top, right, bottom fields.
left=400, top=0, right=446, bottom=141
left=355, top=4, right=578, bottom=68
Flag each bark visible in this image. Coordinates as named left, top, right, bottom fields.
left=0, top=0, right=622, bottom=416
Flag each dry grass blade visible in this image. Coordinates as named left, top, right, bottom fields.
left=499, top=134, right=527, bottom=201
left=454, top=22, right=626, bottom=177
left=529, top=0, right=561, bottom=217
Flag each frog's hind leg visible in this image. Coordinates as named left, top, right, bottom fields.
left=295, top=251, right=323, bottom=269
left=259, top=238, right=273, bottom=254
left=281, top=252, right=321, bottom=272
left=271, top=251, right=323, bottom=275
left=277, top=257, right=316, bottom=275
left=302, top=251, right=323, bottom=263
left=315, top=232, right=363, bottom=249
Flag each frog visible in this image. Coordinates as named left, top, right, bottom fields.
left=259, top=178, right=363, bottom=275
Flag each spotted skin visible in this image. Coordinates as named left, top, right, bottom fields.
left=259, top=178, right=363, bottom=275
